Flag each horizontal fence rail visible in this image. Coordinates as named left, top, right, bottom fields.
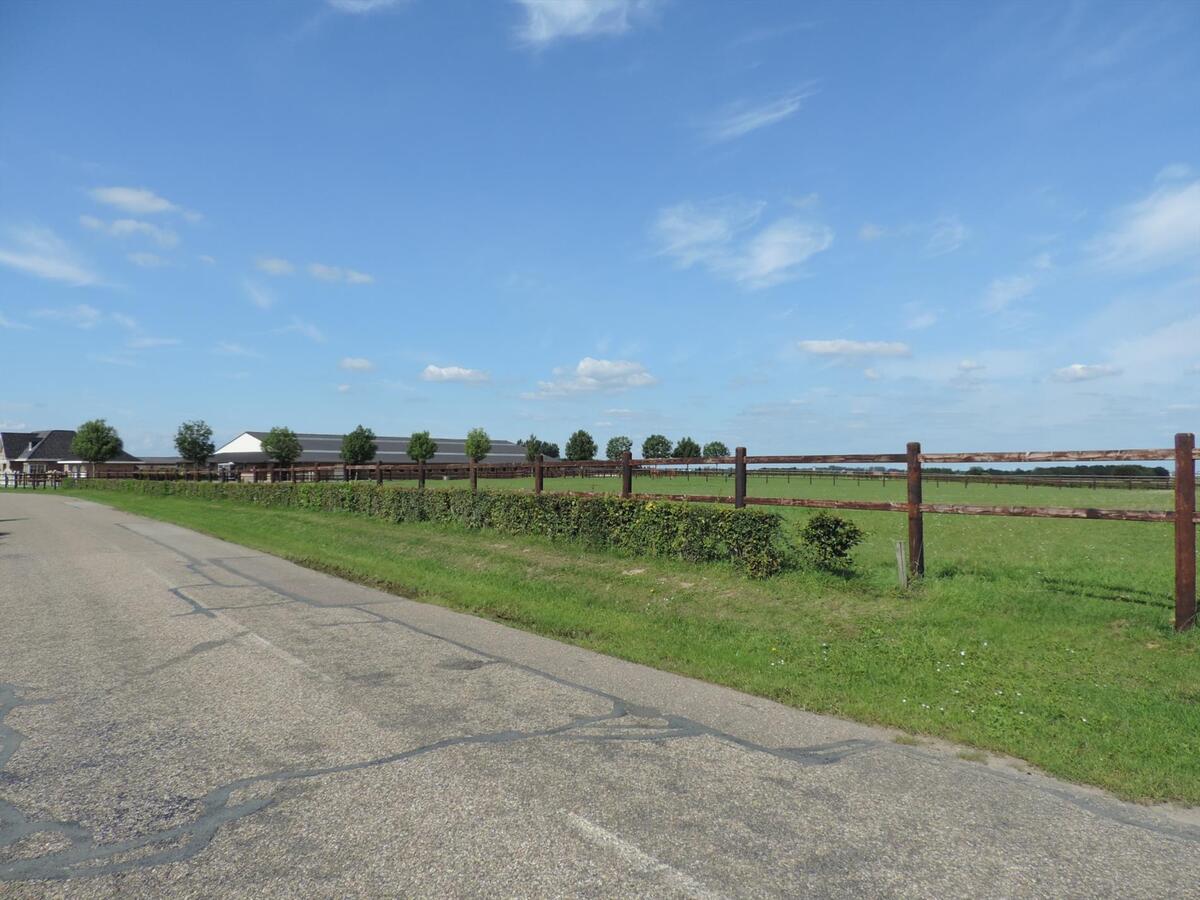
left=19, top=432, right=1197, bottom=632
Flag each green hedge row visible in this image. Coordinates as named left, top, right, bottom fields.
left=73, top=480, right=790, bottom=577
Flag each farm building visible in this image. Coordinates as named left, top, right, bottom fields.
left=211, top=431, right=527, bottom=467
left=0, top=429, right=143, bottom=476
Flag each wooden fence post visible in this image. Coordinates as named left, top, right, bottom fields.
left=535, top=454, right=544, bottom=495
left=907, top=441, right=925, bottom=578
left=621, top=450, right=632, bottom=498
left=734, top=447, right=747, bottom=509
left=1175, top=432, right=1196, bottom=632
left=470, top=460, right=478, bottom=493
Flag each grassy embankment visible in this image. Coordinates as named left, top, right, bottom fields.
left=61, top=476, right=1199, bottom=805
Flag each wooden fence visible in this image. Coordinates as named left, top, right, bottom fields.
left=28, top=434, right=1199, bottom=632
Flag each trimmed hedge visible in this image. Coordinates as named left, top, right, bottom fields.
left=72, top=480, right=790, bottom=577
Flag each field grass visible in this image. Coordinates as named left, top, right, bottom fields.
left=60, top=478, right=1200, bottom=806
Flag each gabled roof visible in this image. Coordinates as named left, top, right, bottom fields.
left=2, top=429, right=141, bottom=463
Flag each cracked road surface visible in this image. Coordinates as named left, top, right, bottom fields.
left=2, top=494, right=1199, bottom=897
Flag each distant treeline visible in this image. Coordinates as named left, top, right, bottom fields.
left=925, top=465, right=1170, bottom=477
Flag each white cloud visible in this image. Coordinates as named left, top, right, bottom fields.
left=337, top=383, right=351, bottom=393
left=89, top=186, right=187, bottom=216
left=1092, top=179, right=1200, bottom=269
left=1051, top=363, right=1122, bottom=383
left=420, top=364, right=491, bottom=383
left=127, top=251, right=167, bottom=267
left=308, top=262, right=374, bottom=284
left=863, top=368, right=881, bottom=381
left=327, top=0, right=404, bottom=11
left=797, top=339, right=911, bottom=358
left=526, top=357, right=656, bottom=398
left=127, top=335, right=180, bottom=349
left=198, top=254, right=217, bottom=265
left=706, top=85, right=818, bottom=141
left=1157, top=163, right=1193, bottom=183
left=0, top=226, right=100, bottom=286
left=257, top=257, right=294, bottom=276
left=515, top=0, right=660, bottom=45
left=243, top=279, right=275, bottom=309
left=213, top=341, right=261, bottom=358
left=653, top=200, right=832, bottom=289
left=277, top=317, right=326, bottom=343
left=903, top=302, right=938, bottom=330
left=80, top=215, right=178, bottom=248
left=982, top=275, right=1035, bottom=313
left=0, top=312, right=31, bottom=330
left=32, top=304, right=103, bottom=329
left=927, top=215, right=969, bottom=255
left=858, top=223, right=886, bottom=241
left=339, top=356, right=375, bottom=371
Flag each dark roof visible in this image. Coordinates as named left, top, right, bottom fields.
left=1, top=429, right=141, bottom=463
left=215, top=432, right=527, bottom=466
left=1, top=432, right=33, bottom=459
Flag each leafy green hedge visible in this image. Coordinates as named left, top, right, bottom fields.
left=72, top=480, right=790, bottom=577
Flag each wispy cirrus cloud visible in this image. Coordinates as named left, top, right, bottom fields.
left=1090, top=177, right=1200, bottom=270
left=926, top=215, right=970, bottom=256
left=213, top=341, right=262, bottom=358
left=797, top=339, right=911, bottom=358
left=653, top=200, right=832, bottom=289
left=89, top=186, right=199, bottom=220
left=982, top=275, right=1035, bottom=313
left=127, top=251, right=168, bottom=268
left=515, top=0, right=661, bottom=46
left=80, top=215, right=178, bottom=248
left=706, top=84, right=818, bottom=142
left=32, top=303, right=104, bottom=328
left=308, top=262, right=374, bottom=284
left=1051, top=363, right=1122, bottom=383
left=257, top=257, right=295, bottom=276
left=339, top=356, right=375, bottom=371
left=243, top=279, right=275, bottom=309
left=0, top=226, right=100, bottom=286
left=327, top=0, right=405, bottom=11
left=420, top=364, right=491, bottom=384
left=277, top=317, right=326, bottom=343
left=525, top=357, right=656, bottom=398
left=0, top=312, right=32, bottom=330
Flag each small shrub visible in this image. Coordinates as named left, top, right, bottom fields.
left=799, top=512, right=864, bottom=570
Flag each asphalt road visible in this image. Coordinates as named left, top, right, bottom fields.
left=2, top=492, right=1198, bottom=897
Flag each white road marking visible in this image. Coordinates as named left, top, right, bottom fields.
left=564, top=811, right=724, bottom=899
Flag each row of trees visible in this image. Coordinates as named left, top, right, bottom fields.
left=66, top=419, right=731, bottom=471
left=520, top=431, right=729, bottom=462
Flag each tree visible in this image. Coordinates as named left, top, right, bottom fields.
left=261, top=426, right=302, bottom=466
left=465, top=427, right=492, bottom=463
left=642, top=434, right=671, bottom=458
left=565, top=429, right=597, bottom=461
left=520, top=434, right=542, bottom=462
left=702, top=440, right=729, bottom=458
left=541, top=442, right=560, bottom=459
left=340, top=425, right=377, bottom=469
left=605, top=435, right=632, bottom=461
left=407, top=430, right=438, bottom=463
left=175, top=420, right=215, bottom=466
left=673, top=436, right=701, bottom=459
left=71, top=419, right=123, bottom=477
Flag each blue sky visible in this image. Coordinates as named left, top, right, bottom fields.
left=1, top=0, right=1198, bottom=456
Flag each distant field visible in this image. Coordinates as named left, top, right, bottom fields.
left=64, top=478, right=1200, bottom=804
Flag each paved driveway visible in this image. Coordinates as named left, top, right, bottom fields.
left=1, top=492, right=1198, bottom=896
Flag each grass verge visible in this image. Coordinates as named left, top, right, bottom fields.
left=62, top=487, right=1200, bottom=805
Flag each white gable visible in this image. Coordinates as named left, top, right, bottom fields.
left=213, top=432, right=264, bottom=455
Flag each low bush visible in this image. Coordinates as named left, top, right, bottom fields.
left=799, top=511, right=864, bottom=570
left=72, top=480, right=791, bottom=577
